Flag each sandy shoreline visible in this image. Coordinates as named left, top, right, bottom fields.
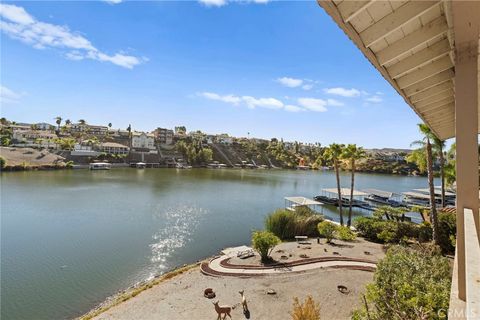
left=79, top=238, right=385, bottom=320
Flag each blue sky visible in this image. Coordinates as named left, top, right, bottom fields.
left=1, top=1, right=426, bottom=148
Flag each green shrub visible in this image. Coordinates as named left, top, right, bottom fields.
left=418, top=222, right=433, bottom=243
left=337, top=226, right=356, bottom=241
left=0, top=156, right=5, bottom=169
left=252, top=230, right=280, bottom=262
left=437, top=211, right=456, bottom=254
left=354, top=217, right=419, bottom=244
left=265, top=209, right=296, bottom=240
left=265, top=209, right=323, bottom=240
left=317, top=221, right=337, bottom=243
left=352, top=246, right=451, bottom=320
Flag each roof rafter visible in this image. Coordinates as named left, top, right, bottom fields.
left=404, top=69, right=454, bottom=97
left=360, top=1, right=439, bottom=48
left=396, top=55, right=453, bottom=89
left=337, top=0, right=374, bottom=23
left=410, top=80, right=453, bottom=103
left=389, top=39, right=451, bottom=79
left=377, top=16, right=448, bottom=65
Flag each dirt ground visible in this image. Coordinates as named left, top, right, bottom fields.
left=0, top=147, right=65, bottom=166
left=92, top=239, right=386, bottom=320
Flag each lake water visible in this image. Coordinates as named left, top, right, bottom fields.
left=1, top=168, right=433, bottom=319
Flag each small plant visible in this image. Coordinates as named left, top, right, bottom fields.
left=290, top=295, right=320, bottom=320
left=352, top=246, right=451, bottom=320
left=337, top=226, right=356, bottom=241
left=251, top=230, right=280, bottom=262
left=317, top=221, right=337, bottom=243
left=0, top=156, right=6, bottom=170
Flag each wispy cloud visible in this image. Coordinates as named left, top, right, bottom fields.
left=297, top=98, right=327, bottom=112
left=276, top=77, right=303, bottom=88
left=103, top=0, right=122, bottom=4
left=327, top=98, right=344, bottom=107
left=0, top=85, right=22, bottom=104
left=365, top=95, right=383, bottom=103
left=284, top=105, right=305, bottom=112
left=199, top=92, right=241, bottom=105
left=199, top=0, right=269, bottom=7
left=324, top=87, right=361, bottom=97
left=302, top=84, right=313, bottom=91
left=199, top=92, right=283, bottom=110
left=0, top=4, right=145, bottom=69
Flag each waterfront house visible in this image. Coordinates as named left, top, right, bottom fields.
left=98, top=142, right=130, bottom=155
left=131, top=132, right=157, bottom=153
left=35, top=123, right=56, bottom=131
left=318, top=1, right=479, bottom=317
left=11, top=130, right=58, bottom=149
left=153, top=127, right=174, bottom=145
left=71, top=143, right=100, bottom=157
left=68, top=123, right=109, bottom=135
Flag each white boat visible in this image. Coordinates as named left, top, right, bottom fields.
left=89, top=162, right=111, bottom=170
left=136, top=162, right=146, bottom=169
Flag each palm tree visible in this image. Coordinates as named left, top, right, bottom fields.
left=65, top=119, right=71, bottom=126
left=411, top=123, right=439, bottom=245
left=433, top=137, right=446, bottom=207
left=78, top=119, right=86, bottom=125
left=325, top=143, right=345, bottom=225
left=342, top=144, right=366, bottom=227
left=54, top=116, right=62, bottom=131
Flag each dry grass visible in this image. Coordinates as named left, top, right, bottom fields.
left=290, top=295, right=321, bottom=320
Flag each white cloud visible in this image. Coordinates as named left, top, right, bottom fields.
left=242, top=96, right=283, bottom=109
left=0, top=85, right=22, bottom=104
left=199, top=92, right=242, bottom=105
left=302, top=84, right=313, bottom=91
left=365, top=95, right=383, bottom=103
left=103, top=0, right=122, bottom=4
left=324, top=87, right=361, bottom=97
left=297, top=98, right=327, bottom=112
left=284, top=105, right=305, bottom=112
left=276, top=77, right=303, bottom=88
left=327, top=98, right=344, bottom=107
left=199, top=0, right=227, bottom=6
left=0, top=4, right=145, bottom=69
left=199, top=0, right=269, bottom=6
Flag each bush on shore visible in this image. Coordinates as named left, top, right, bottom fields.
left=251, top=230, right=280, bottom=262
left=290, top=295, right=321, bottom=320
left=317, top=221, right=337, bottom=243
left=354, top=212, right=456, bottom=254
left=265, top=208, right=323, bottom=240
left=352, top=245, right=451, bottom=320
left=0, top=156, right=5, bottom=170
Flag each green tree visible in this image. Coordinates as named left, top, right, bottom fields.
left=342, top=144, right=366, bottom=227
left=411, top=124, right=439, bottom=245
left=317, top=221, right=338, bottom=243
left=0, top=156, right=6, bottom=169
left=54, top=116, right=62, bottom=132
left=352, top=246, right=451, bottom=320
left=78, top=119, right=87, bottom=125
left=251, top=230, right=280, bottom=262
left=324, top=143, right=345, bottom=225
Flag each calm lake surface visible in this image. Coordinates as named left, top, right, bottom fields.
left=1, top=168, right=433, bottom=319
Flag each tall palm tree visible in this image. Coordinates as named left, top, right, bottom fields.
left=65, top=119, right=71, bottom=126
left=54, top=116, right=62, bottom=131
left=342, top=144, right=366, bottom=227
left=411, top=123, right=439, bottom=245
left=433, top=137, right=446, bottom=207
left=325, top=143, right=345, bottom=225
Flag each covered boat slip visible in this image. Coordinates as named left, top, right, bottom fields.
left=284, top=196, right=323, bottom=212
left=317, top=0, right=479, bottom=316
left=315, top=188, right=374, bottom=211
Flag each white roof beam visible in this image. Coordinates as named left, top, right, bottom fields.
left=396, top=55, right=453, bottom=89
left=389, top=39, right=451, bottom=79
left=403, top=69, right=454, bottom=96
left=337, top=1, right=374, bottom=23
left=410, top=80, right=453, bottom=103
left=414, top=91, right=454, bottom=109
left=377, top=16, right=448, bottom=66
left=360, top=1, right=439, bottom=48
left=418, top=101, right=455, bottom=114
